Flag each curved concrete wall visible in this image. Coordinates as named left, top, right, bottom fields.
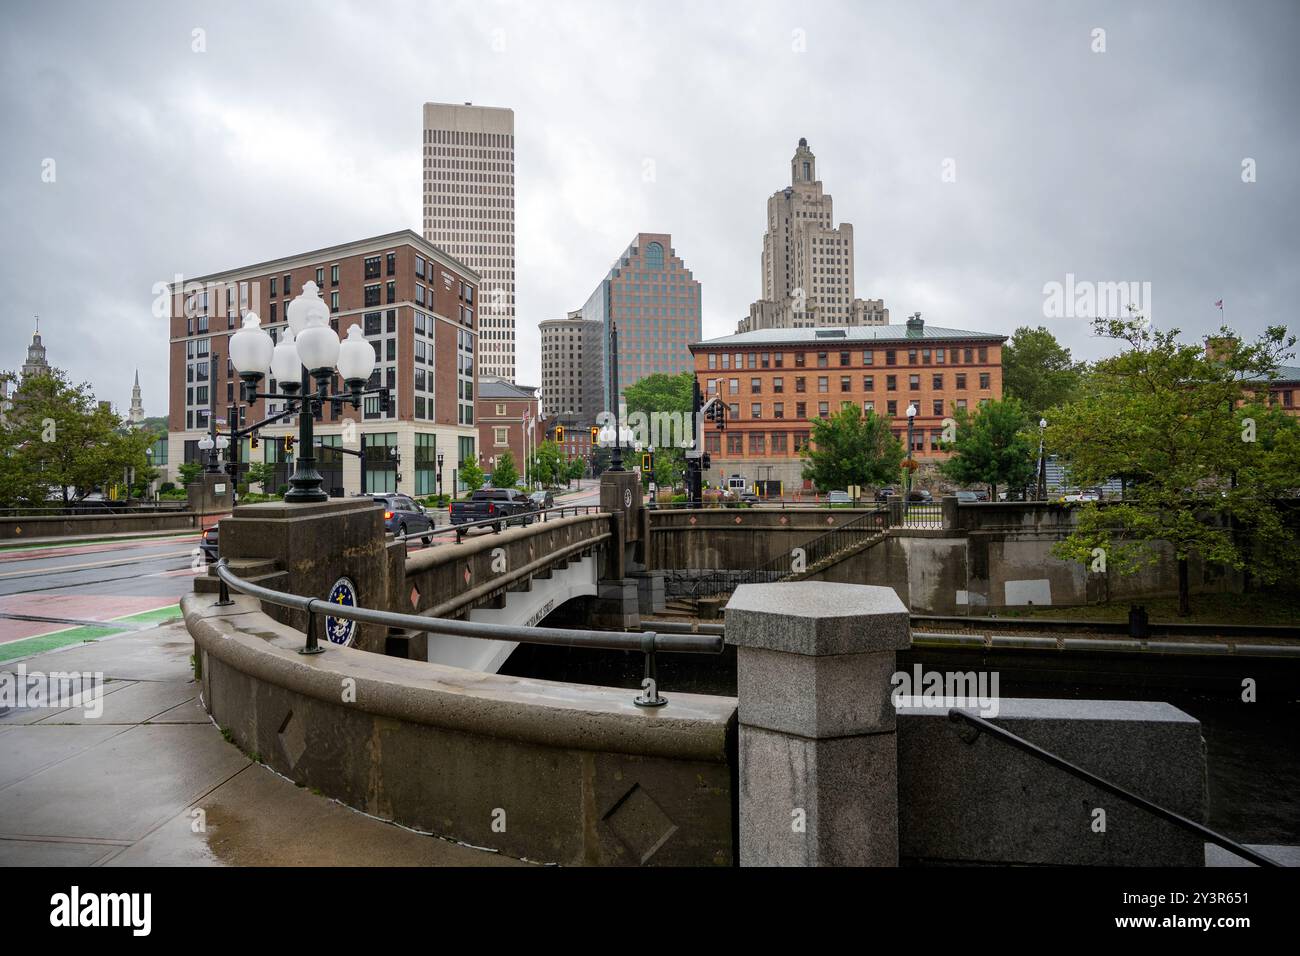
left=183, top=593, right=737, bottom=866
left=0, top=509, right=216, bottom=541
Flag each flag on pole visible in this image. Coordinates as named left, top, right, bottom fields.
left=1215, top=299, right=1224, bottom=309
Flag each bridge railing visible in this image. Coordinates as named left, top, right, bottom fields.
left=213, top=557, right=722, bottom=706
left=401, top=504, right=606, bottom=545
left=665, top=506, right=889, bottom=600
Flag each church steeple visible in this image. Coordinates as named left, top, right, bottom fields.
left=21, top=316, right=49, bottom=380
left=128, top=368, right=145, bottom=425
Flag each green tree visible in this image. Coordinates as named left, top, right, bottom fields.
left=177, top=461, right=202, bottom=489
left=1047, top=318, right=1300, bottom=615
left=2, top=370, right=153, bottom=505
left=531, top=440, right=564, bottom=488
left=800, top=405, right=904, bottom=491
left=459, top=457, right=484, bottom=495
left=1002, top=326, right=1085, bottom=418
left=244, top=461, right=277, bottom=493
left=939, top=398, right=1038, bottom=499
left=492, top=450, right=519, bottom=488
left=623, top=371, right=694, bottom=493
left=566, top=456, right=586, bottom=486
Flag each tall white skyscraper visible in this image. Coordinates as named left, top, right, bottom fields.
left=422, top=102, right=516, bottom=381
left=740, top=138, right=888, bottom=333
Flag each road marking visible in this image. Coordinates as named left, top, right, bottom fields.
left=0, top=550, right=194, bottom=579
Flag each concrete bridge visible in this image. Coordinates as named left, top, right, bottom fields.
left=176, top=472, right=1295, bottom=867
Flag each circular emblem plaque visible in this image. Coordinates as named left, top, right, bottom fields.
left=623, top=488, right=633, bottom=509
left=325, top=577, right=358, bottom=646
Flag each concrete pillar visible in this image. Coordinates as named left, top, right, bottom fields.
left=188, top=471, right=234, bottom=515
left=941, top=494, right=959, bottom=529
left=886, top=494, right=904, bottom=527
left=725, top=581, right=910, bottom=866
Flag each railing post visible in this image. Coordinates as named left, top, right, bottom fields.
left=726, top=581, right=910, bottom=866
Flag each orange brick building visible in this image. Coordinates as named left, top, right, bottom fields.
left=690, top=314, right=1006, bottom=491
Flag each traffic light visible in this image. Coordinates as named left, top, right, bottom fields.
left=284, top=435, right=295, bottom=455
left=250, top=433, right=260, bottom=450
left=589, top=425, right=599, bottom=444
left=701, top=452, right=712, bottom=471
left=555, top=425, right=564, bottom=443
left=641, top=452, right=652, bottom=471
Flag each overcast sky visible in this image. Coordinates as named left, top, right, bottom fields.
left=2, top=0, right=1297, bottom=417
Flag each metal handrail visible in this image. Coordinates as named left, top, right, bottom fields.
left=946, top=708, right=1282, bottom=867
left=214, top=558, right=722, bottom=707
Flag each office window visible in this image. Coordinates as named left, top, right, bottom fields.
left=750, top=377, right=762, bottom=394
left=365, top=284, right=380, bottom=307
left=886, top=350, right=896, bottom=365
left=886, top=375, right=897, bottom=391
left=980, top=372, right=991, bottom=389
left=863, top=350, right=874, bottom=366
left=909, top=375, right=920, bottom=390
left=818, top=402, right=829, bottom=418
left=887, top=400, right=898, bottom=416
left=839, top=351, right=850, bottom=367
left=796, top=402, right=806, bottom=419
left=933, top=399, right=944, bottom=415
left=933, top=374, right=943, bottom=389
left=956, top=373, right=967, bottom=389
left=331, top=264, right=339, bottom=286
left=386, top=252, right=396, bottom=276
left=749, top=433, right=765, bottom=454
left=316, top=267, right=324, bottom=286
left=751, top=402, right=762, bottom=418
left=795, top=352, right=806, bottom=367
left=863, top=375, right=874, bottom=390
left=840, top=376, right=851, bottom=392
left=773, top=402, right=784, bottom=419
left=386, top=281, right=396, bottom=304
left=817, top=352, right=828, bottom=368
left=365, top=257, right=381, bottom=279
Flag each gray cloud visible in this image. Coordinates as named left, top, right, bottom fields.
left=1, top=0, right=1296, bottom=416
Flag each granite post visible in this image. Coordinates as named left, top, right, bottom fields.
left=725, top=581, right=910, bottom=866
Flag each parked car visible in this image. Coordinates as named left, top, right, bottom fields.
left=954, top=491, right=979, bottom=503
left=360, top=493, right=435, bottom=544
left=826, top=490, right=852, bottom=504
left=973, top=489, right=990, bottom=502
left=739, top=492, right=761, bottom=505
left=875, top=486, right=898, bottom=502
left=905, top=489, right=933, bottom=503
left=199, top=525, right=219, bottom=563
left=449, top=488, right=536, bottom=530
left=528, top=490, right=555, bottom=511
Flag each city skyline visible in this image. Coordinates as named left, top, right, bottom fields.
left=2, top=0, right=1297, bottom=415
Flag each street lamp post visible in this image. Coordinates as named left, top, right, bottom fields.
left=1036, top=417, right=1048, bottom=500
left=905, top=403, right=917, bottom=497
left=436, top=451, right=444, bottom=497
left=608, top=321, right=624, bottom=472
left=229, top=282, right=384, bottom=504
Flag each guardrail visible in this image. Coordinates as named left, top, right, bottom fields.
left=0, top=502, right=188, bottom=516
left=391, top=504, right=606, bottom=544
left=214, top=557, right=723, bottom=706
left=946, top=708, right=1282, bottom=867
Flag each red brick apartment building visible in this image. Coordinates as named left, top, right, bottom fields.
left=167, top=230, right=480, bottom=497
left=475, top=377, right=540, bottom=479
left=691, top=315, right=1006, bottom=491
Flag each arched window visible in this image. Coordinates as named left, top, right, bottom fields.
left=645, top=242, right=664, bottom=270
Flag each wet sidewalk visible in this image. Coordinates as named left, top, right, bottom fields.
left=0, top=620, right=526, bottom=866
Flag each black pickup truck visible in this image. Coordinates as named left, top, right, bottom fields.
left=448, top=488, right=536, bottom=530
